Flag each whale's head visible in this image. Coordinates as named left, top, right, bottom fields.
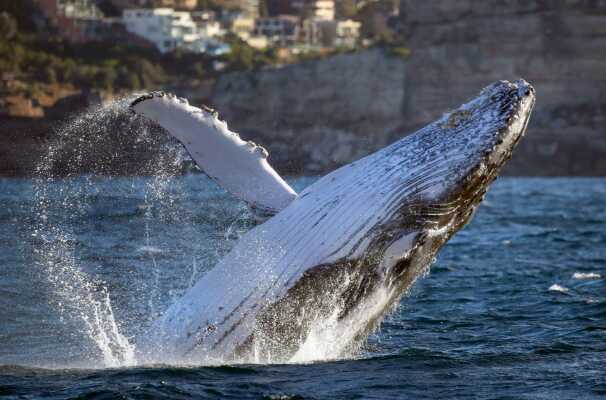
left=349, top=79, right=535, bottom=291
left=254, top=79, right=536, bottom=346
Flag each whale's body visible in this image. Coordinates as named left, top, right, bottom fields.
left=133, top=80, right=535, bottom=363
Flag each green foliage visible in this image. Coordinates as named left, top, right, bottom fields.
left=42, top=66, right=57, bottom=84
left=223, top=35, right=278, bottom=72
left=190, top=61, right=206, bottom=78
left=197, top=0, right=243, bottom=12
left=0, top=2, right=348, bottom=94
left=226, top=40, right=255, bottom=70
left=96, top=0, right=121, bottom=17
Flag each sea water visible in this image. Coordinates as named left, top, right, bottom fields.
left=0, top=176, right=605, bottom=399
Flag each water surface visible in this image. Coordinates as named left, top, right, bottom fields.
left=0, top=177, right=604, bottom=399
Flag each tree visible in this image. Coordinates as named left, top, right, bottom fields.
left=259, top=0, right=269, bottom=17
left=126, top=72, right=141, bottom=90
left=96, top=67, right=117, bottom=91
left=96, top=0, right=121, bottom=17
left=42, top=66, right=57, bottom=84
left=226, top=40, right=255, bottom=71
left=0, top=12, right=17, bottom=41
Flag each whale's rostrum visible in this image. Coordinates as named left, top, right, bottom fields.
left=132, top=79, right=535, bottom=364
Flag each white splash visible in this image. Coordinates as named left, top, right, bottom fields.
left=289, top=284, right=395, bottom=363
left=572, top=272, right=602, bottom=280
left=32, top=98, right=184, bottom=369
left=548, top=284, right=569, bottom=293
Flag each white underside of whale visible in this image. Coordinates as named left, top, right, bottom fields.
left=131, top=80, right=535, bottom=364
left=131, top=93, right=297, bottom=214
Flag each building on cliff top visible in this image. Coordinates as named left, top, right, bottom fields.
left=109, top=0, right=199, bottom=10
left=123, top=8, right=226, bottom=53
left=33, top=0, right=154, bottom=45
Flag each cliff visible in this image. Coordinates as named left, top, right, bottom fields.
left=398, top=0, right=606, bottom=175
left=210, top=1, right=606, bottom=175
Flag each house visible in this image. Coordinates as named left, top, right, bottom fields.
left=301, top=18, right=333, bottom=47
left=108, top=0, right=198, bottom=11
left=254, top=15, right=299, bottom=46
left=291, top=0, right=334, bottom=20
left=335, top=19, right=360, bottom=47
left=228, top=13, right=255, bottom=40
left=191, top=10, right=224, bottom=38
left=34, top=0, right=150, bottom=45
left=123, top=8, right=204, bottom=53
left=35, top=0, right=104, bottom=42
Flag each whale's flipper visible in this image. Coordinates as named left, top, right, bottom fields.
left=130, top=92, right=297, bottom=214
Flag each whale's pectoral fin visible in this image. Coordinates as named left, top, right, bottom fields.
left=130, top=92, right=298, bottom=215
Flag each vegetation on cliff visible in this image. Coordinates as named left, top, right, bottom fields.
left=0, top=3, right=281, bottom=96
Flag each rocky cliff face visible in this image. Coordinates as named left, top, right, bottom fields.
left=399, top=0, right=606, bottom=175
left=210, top=49, right=407, bottom=173
left=210, top=1, right=606, bottom=175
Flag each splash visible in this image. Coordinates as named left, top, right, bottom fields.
left=29, top=98, right=409, bottom=368
left=572, top=272, right=601, bottom=280
left=548, top=283, right=569, bottom=293
left=288, top=284, right=396, bottom=363
left=31, top=97, right=186, bottom=368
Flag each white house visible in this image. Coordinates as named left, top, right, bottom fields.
left=123, top=8, right=205, bottom=53
left=335, top=19, right=360, bottom=47
left=313, top=0, right=335, bottom=20
left=191, top=10, right=224, bottom=39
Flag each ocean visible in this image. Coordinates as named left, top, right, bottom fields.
left=0, top=176, right=604, bottom=399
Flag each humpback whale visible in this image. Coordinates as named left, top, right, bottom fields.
left=131, top=79, right=535, bottom=364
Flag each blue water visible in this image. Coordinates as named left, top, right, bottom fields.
left=0, top=176, right=605, bottom=399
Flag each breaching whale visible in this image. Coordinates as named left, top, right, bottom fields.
left=131, top=79, right=535, bottom=364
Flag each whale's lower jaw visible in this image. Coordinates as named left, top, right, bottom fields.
left=136, top=80, right=535, bottom=364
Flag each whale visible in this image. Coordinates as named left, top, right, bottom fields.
left=131, top=79, right=535, bottom=363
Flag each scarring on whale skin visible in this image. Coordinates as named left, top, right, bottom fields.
left=132, top=79, right=536, bottom=363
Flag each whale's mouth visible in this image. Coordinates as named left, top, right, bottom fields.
left=434, top=79, right=536, bottom=235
